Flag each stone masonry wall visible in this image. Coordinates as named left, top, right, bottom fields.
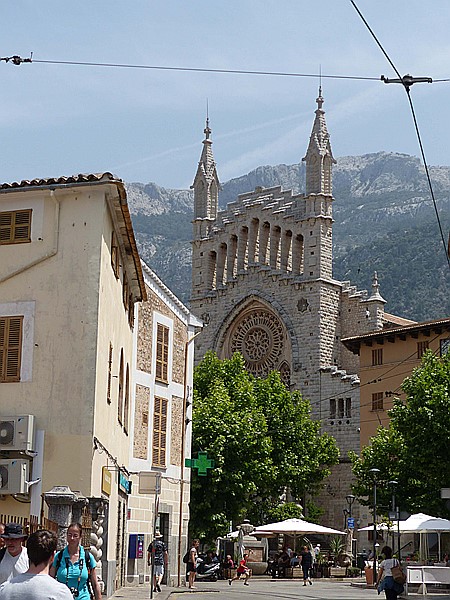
left=133, top=384, right=150, bottom=460
left=170, top=395, right=183, bottom=466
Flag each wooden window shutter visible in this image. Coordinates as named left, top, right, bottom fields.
left=118, top=350, right=124, bottom=424
left=123, top=273, right=129, bottom=310
left=0, top=316, right=23, bottom=382
left=107, top=343, right=113, bottom=404
left=123, top=364, right=130, bottom=434
left=111, top=231, right=120, bottom=278
left=152, top=396, right=168, bottom=467
left=0, top=210, right=32, bottom=244
left=155, top=324, right=169, bottom=383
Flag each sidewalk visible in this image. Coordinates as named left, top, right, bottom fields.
left=109, top=577, right=450, bottom=600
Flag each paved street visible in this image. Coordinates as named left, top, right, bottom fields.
left=111, top=578, right=450, bottom=600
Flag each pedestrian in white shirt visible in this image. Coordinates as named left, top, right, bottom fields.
left=0, top=529, right=71, bottom=599
left=0, top=524, right=29, bottom=586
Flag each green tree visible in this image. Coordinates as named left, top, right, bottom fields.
left=190, top=352, right=273, bottom=541
left=190, top=352, right=339, bottom=542
left=351, top=351, right=450, bottom=517
left=255, top=372, right=339, bottom=500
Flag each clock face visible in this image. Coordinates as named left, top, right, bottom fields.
left=441, top=338, right=450, bottom=356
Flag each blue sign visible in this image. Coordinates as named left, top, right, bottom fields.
left=119, top=472, right=131, bottom=494
left=347, top=517, right=355, bottom=529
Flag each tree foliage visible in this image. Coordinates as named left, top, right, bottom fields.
left=351, top=351, right=450, bottom=517
left=190, top=352, right=339, bottom=542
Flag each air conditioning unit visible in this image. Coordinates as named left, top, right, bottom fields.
left=0, top=459, right=30, bottom=494
left=0, top=415, right=35, bottom=452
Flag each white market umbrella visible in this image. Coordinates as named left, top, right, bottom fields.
left=397, top=513, right=450, bottom=533
left=252, top=517, right=346, bottom=536
left=397, top=513, right=450, bottom=561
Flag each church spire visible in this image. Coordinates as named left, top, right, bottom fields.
left=302, top=88, right=336, bottom=195
left=191, top=115, right=220, bottom=225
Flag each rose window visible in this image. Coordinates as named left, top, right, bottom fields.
left=230, top=310, right=284, bottom=377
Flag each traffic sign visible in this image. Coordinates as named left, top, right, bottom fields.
left=347, top=517, right=355, bottom=529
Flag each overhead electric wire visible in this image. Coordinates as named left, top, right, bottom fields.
left=350, top=0, right=450, bottom=271
left=0, top=55, right=383, bottom=82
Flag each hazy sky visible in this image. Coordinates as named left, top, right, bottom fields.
left=2, top=1, right=450, bottom=189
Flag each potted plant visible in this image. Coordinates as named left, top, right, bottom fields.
left=316, top=552, right=330, bottom=578
left=329, top=537, right=344, bottom=566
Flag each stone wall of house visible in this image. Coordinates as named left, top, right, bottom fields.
left=133, top=384, right=150, bottom=460
left=137, top=300, right=152, bottom=374
left=170, top=395, right=183, bottom=466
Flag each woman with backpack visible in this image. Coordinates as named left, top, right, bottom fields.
left=49, top=523, right=101, bottom=600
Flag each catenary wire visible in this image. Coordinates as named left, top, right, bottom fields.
left=5, top=56, right=383, bottom=81
left=349, top=1, right=450, bottom=270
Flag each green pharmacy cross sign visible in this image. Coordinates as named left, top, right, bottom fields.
left=185, top=451, right=215, bottom=476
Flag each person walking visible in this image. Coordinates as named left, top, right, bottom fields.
left=0, top=530, right=72, bottom=599
left=50, top=522, right=101, bottom=600
left=299, top=545, right=313, bottom=586
left=147, top=531, right=168, bottom=593
left=186, top=539, right=200, bottom=590
left=376, top=545, right=404, bottom=600
left=229, top=553, right=250, bottom=586
left=0, top=524, right=29, bottom=585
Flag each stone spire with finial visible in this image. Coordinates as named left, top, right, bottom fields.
left=191, top=112, right=220, bottom=224
left=302, top=87, right=336, bottom=196
left=368, top=271, right=386, bottom=303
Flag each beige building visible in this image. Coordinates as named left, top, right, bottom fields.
left=0, top=172, right=200, bottom=595
left=342, top=317, right=450, bottom=449
left=127, top=261, right=201, bottom=587
left=0, top=173, right=144, bottom=595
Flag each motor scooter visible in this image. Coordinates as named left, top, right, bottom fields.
left=195, top=557, right=220, bottom=582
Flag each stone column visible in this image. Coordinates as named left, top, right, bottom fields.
left=44, top=486, right=78, bottom=550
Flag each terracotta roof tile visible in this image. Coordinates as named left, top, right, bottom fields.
left=0, top=172, right=119, bottom=190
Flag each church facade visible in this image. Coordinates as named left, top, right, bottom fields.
left=189, top=93, right=394, bottom=527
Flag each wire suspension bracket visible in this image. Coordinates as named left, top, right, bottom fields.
left=381, top=73, right=432, bottom=91
left=0, top=53, right=33, bottom=65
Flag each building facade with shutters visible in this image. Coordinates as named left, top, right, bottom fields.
left=342, top=317, right=450, bottom=449
left=0, top=173, right=146, bottom=595
left=127, top=262, right=202, bottom=587
left=189, top=94, right=409, bottom=529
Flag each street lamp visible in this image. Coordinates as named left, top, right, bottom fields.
left=346, top=494, right=356, bottom=564
left=369, top=468, right=381, bottom=585
left=388, top=480, right=401, bottom=560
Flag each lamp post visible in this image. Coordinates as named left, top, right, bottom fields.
left=388, top=480, right=401, bottom=560
left=237, top=519, right=254, bottom=559
left=369, top=468, right=380, bottom=585
left=346, top=494, right=356, bottom=564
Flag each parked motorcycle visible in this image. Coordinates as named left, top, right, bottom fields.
left=195, top=557, right=220, bottom=582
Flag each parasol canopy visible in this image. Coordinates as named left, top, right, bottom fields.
left=252, top=517, right=346, bottom=536
left=397, top=513, right=450, bottom=532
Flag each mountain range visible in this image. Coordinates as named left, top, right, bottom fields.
left=126, top=151, right=450, bottom=322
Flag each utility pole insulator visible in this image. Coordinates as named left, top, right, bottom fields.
left=381, top=74, right=433, bottom=91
